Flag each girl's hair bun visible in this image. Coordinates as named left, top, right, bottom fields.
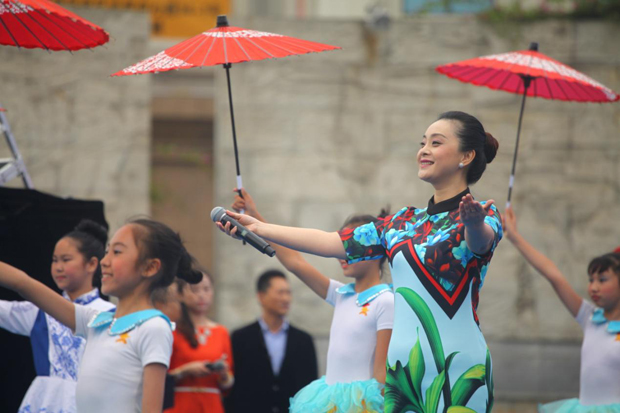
left=74, top=219, right=108, bottom=246
left=177, top=251, right=203, bottom=284
left=484, top=132, right=499, bottom=164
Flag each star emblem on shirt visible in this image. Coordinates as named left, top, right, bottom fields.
left=359, top=303, right=370, bottom=316
left=116, top=332, right=130, bottom=344
left=616, top=333, right=620, bottom=342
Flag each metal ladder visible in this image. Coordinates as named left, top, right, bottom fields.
left=0, top=106, right=33, bottom=188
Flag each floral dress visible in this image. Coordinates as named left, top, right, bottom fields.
left=339, top=189, right=502, bottom=413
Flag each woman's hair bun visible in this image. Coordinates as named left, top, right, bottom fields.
left=74, top=219, right=108, bottom=246
left=484, top=132, right=499, bottom=164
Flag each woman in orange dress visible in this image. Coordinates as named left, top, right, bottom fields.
left=165, top=271, right=234, bottom=413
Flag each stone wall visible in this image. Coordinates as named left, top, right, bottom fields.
left=0, top=8, right=152, bottom=230
left=213, top=15, right=620, bottom=402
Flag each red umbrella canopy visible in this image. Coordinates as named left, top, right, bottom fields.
left=0, top=0, right=109, bottom=51
left=436, top=47, right=619, bottom=103
left=112, top=23, right=340, bottom=76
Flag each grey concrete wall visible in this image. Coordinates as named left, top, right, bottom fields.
left=212, top=16, right=620, bottom=401
left=0, top=8, right=152, bottom=230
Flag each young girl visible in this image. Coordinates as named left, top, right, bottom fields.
left=165, top=271, right=234, bottom=413
left=231, top=188, right=394, bottom=413
left=503, top=206, right=620, bottom=412
left=0, top=219, right=114, bottom=413
left=219, top=111, right=502, bottom=413
left=0, top=218, right=202, bottom=413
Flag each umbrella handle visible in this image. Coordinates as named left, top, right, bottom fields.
left=237, top=175, right=245, bottom=215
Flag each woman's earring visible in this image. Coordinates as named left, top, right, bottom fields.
left=458, top=162, right=464, bottom=169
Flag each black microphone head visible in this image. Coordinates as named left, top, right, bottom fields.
left=210, top=207, right=226, bottom=223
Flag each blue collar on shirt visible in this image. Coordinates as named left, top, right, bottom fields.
left=335, top=283, right=393, bottom=307
left=592, top=308, right=620, bottom=334
left=62, top=288, right=101, bottom=306
left=88, top=309, right=173, bottom=336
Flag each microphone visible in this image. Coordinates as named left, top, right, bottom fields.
left=211, top=207, right=276, bottom=257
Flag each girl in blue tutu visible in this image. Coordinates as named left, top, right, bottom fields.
left=504, top=206, right=620, bottom=413
left=232, top=189, right=394, bottom=413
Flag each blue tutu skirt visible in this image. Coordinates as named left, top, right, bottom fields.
left=289, top=376, right=384, bottom=413
left=539, top=399, right=620, bottom=413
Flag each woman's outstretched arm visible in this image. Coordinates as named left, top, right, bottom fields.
left=503, top=206, right=582, bottom=317
left=232, top=189, right=331, bottom=299
left=217, top=209, right=347, bottom=261
left=0, top=262, right=75, bottom=329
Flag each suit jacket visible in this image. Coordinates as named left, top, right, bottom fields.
left=225, top=321, right=318, bottom=413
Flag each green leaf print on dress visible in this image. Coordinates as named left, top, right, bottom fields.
left=385, top=287, right=494, bottom=413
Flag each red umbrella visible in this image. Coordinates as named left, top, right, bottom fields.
left=436, top=42, right=619, bottom=205
left=112, top=15, right=340, bottom=195
left=0, top=0, right=109, bottom=51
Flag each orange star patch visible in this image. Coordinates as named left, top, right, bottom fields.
left=616, top=333, right=620, bottom=342
left=116, top=332, right=130, bottom=344
left=359, top=303, right=370, bottom=316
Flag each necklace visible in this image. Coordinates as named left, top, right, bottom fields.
left=196, top=325, right=211, bottom=345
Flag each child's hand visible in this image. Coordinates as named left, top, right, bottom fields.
left=231, top=188, right=258, bottom=217
left=459, top=194, right=494, bottom=228
left=502, top=206, right=519, bottom=242
left=215, top=210, right=261, bottom=239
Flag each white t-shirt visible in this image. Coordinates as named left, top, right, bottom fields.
left=576, top=300, right=620, bottom=405
left=325, top=279, right=394, bottom=385
left=73, top=305, right=173, bottom=413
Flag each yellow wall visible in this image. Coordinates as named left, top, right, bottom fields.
left=57, top=0, right=231, bottom=38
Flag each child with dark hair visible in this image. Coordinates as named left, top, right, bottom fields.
left=0, top=219, right=114, bottom=413
left=0, top=218, right=202, bottom=413
left=504, top=207, right=620, bottom=412
left=166, top=271, right=233, bottom=413
left=232, top=189, right=394, bottom=413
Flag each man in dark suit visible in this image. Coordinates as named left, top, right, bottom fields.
left=225, top=270, right=318, bottom=413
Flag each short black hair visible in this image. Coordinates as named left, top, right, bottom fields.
left=588, top=252, right=620, bottom=278
left=257, top=269, right=287, bottom=293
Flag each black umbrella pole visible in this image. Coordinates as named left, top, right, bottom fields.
left=506, top=85, right=529, bottom=208
left=223, top=63, right=244, bottom=200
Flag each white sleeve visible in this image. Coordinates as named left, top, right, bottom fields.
left=0, top=300, right=39, bottom=336
left=575, top=299, right=593, bottom=331
left=136, top=317, right=173, bottom=368
left=74, top=304, right=100, bottom=339
left=374, top=292, right=395, bottom=331
left=325, top=279, right=344, bottom=307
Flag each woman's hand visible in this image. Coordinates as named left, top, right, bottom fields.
left=502, top=206, right=519, bottom=242
left=172, top=361, right=212, bottom=379
left=459, top=194, right=494, bottom=228
left=231, top=188, right=258, bottom=217
left=215, top=209, right=262, bottom=239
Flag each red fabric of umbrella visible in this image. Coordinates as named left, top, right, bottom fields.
left=0, top=0, right=109, bottom=51
left=437, top=46, right=619, bottom=103
left=112, top=21, right=339, bottom=75
left=112, top=15, right=340, bottom=198
left=436, top=42, right=619, bottom=205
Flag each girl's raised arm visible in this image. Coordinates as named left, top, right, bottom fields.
left=232, top=189, right=331, bottom=299
left=503, top=207, right=582, bottom=317
left=0, top=262, right=75, bottom=330
left=218, top=208, right=347, bottom=261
